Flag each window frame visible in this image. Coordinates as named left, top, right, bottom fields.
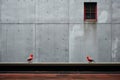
left=84, top=2, right=97, bottom=22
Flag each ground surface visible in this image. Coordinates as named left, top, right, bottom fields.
left=0, top=63, right=120, bottom=80
left=0, top=73, right=120, bottom=80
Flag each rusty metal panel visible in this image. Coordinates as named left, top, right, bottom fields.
left=36, top=24, right=69, bottom=62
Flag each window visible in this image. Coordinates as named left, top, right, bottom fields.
left=84, top=2, right=97, bottom=21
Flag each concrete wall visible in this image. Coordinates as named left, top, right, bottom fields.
left=0, top=0, right=120, bottom=63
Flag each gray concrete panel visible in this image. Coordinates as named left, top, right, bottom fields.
left=54, top=24, right=69, bottom=62
left=97, top=24, right=112, bottom=62
left=112, top=24, right=120, bottom=62
left=0, top=0, right=120, bottom=63
left=97, top=0, right=111, bottom=23
left=84, top=24, right=98, bottom=62
left=1, top=0, right=19, bottom=23
left=0, top=25, right=3, bottom=61
left=36, top=24, right=54, bottom=62
left=17, top=0, right=36, bottom=23
left=36, top=0, right=69, bottom=23
left=36, top=24, right=69, bottom=62
left=69, top=0, right=111, bottom=23
left=0, top=0, right=112, bottom=24
left=69, top=24, right=112, bottom=62
left=0, top=24, right=7, bottom=62
left=69, top=24, right=86, bottom=62
left=0, top=24, right=34, bottom=62
left=69, top=0, right=84, bottom=23
left=0, top=0, right=1, bottom=22
left=69, top=24, right=98, bottom=62
left=1, top=0, right=35, bottom=23
left=112, top=0, right=120, bottom=23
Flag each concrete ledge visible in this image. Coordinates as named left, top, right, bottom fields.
left=0, top=63, right=120, bottom=71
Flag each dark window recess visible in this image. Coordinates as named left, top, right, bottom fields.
left=84, top=2, right=97, bottom=21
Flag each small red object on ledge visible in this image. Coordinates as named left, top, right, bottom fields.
left=27, top=53, right=33, bottom=63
